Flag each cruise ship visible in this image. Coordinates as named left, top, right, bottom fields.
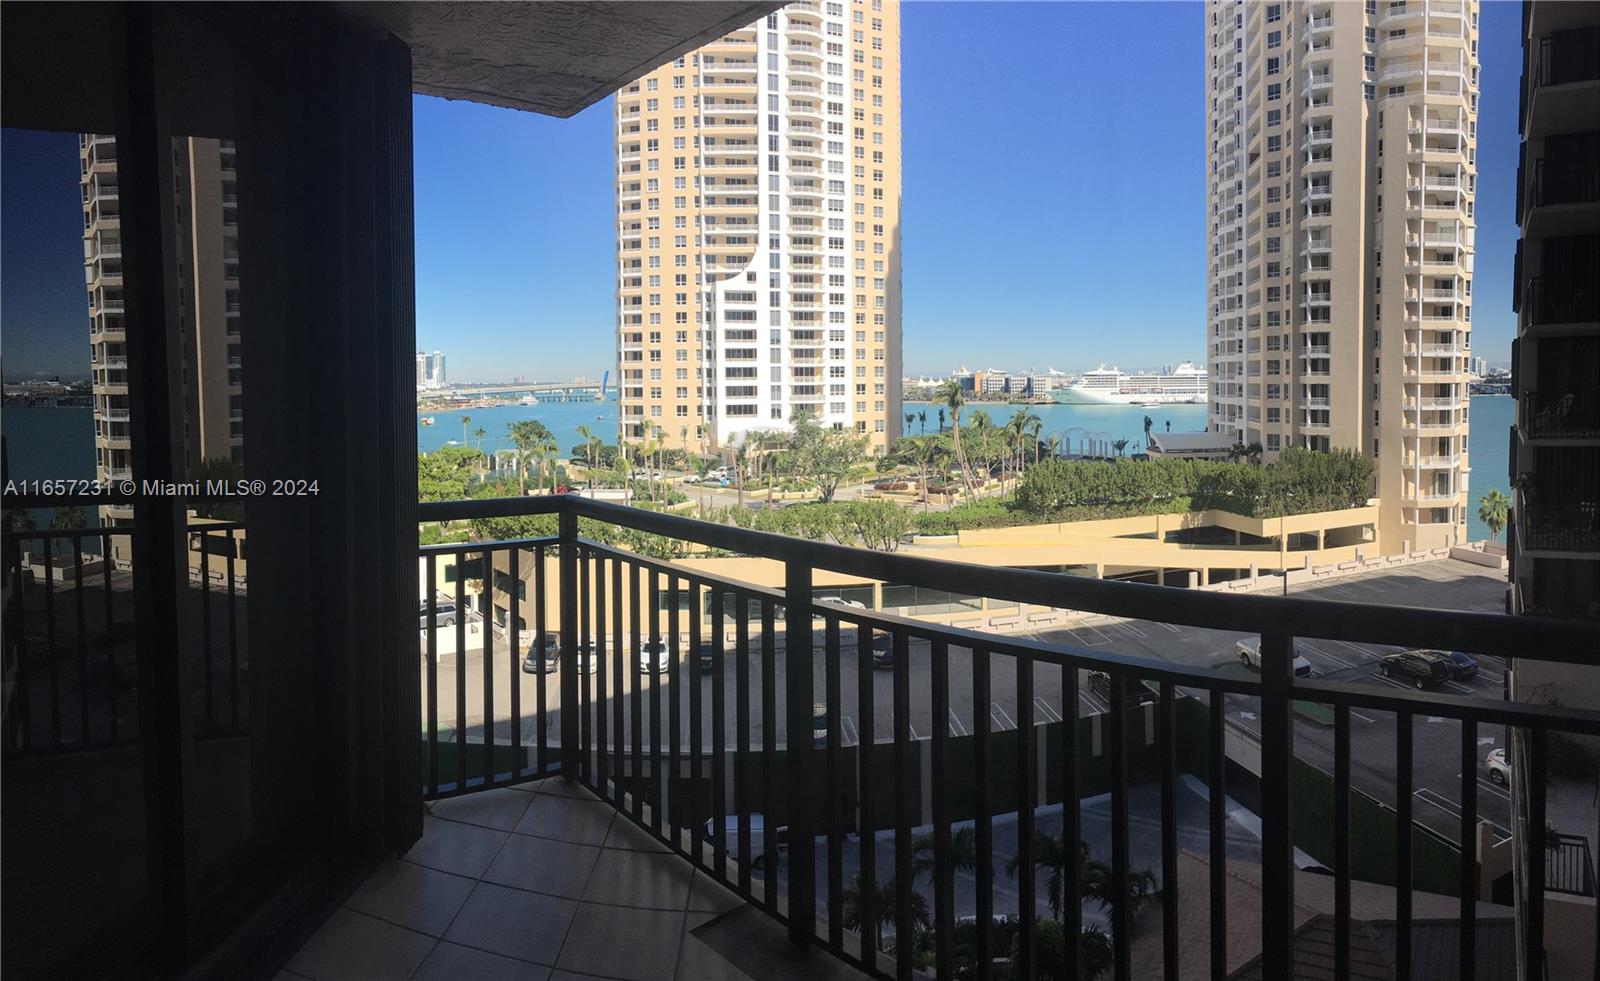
left=1050, top=362, right=1208, bottom=406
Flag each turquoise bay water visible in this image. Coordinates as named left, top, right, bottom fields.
left=0, top=396, right=1515, bottom=542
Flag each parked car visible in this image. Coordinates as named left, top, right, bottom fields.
left=1378, top=650, right=1449, bottom=690
left=1234, top=639, right=1313, bottom=677
left=419, top=601, right=458, bottom=629
left=1086, top=670, right=1161, bottom=708
left=521, top=633, right=560, bottom=674
left=704, top=813, right=787, bottom=871
left=1485, top=747, right=1509, bottom=785
left=812, top=703, right=828, bottom=749
left=694, top=641, right=716, bottom=673
left=639, top=639, right=672, bottom=673
left=682, top=473, right=703, bottom=484
left=1430, top=649, right=1479, bottom=680
left=869, top=632, right=895, bottom=669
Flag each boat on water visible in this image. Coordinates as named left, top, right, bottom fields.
left=420, top=416, right=434, bottom=426
left=1051, top=362, right=1208, bottom=406
left=519, top=395, right=539, bottom=406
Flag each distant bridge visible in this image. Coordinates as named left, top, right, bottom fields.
left=436, top=380, right=605, bottom=403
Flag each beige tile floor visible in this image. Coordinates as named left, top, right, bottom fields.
left=277, top=777, right=871, bottom=981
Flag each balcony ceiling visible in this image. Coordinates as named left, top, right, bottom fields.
left=337, top=1, right=786, bottom=118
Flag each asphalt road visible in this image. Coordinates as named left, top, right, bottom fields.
left=431, top=557, right=1514, bottom=848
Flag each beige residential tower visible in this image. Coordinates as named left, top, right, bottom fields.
left=615, top=0, right=902, bottom=455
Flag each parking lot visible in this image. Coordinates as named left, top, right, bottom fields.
left=433, top=557, right=1514, bottom=846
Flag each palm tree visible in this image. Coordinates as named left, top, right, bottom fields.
left=576, top=424, right=598, bottom=497
left=507, top=420, right=551, bottom=494
left=917, top=410, right=927, bottom=435
left=842, top=872, right=928, bottom=952
left=911, top=826, right=978, bottom=882
left=1007, top=833, right=1158, bottom=927
left=1478, top=488, right=1510, bottom=543
left=1029, top=417, right=1044, bottom=467
left=1246, top=441, right=1264, bottom=466
left=905, top=411, right=916, bottom=436
left=933, top=380, right=976, bottom=500
left=1045, top=434, right=1062, bottom=461
left=458, top=414, right=471, bottom=447
left=1112, top=438, right=1129, bottom=458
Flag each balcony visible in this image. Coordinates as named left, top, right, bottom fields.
left=1522, top=276, right=1600, bottom=330
left=1517, top=491, right=1600, bottom=554
left=272, top=495, right=1600, bottom=981
left=1522, top=154, right=1600, bottom=238
left=1523, top=28, right=1600, bottom=140
left=1521, top=389, right=1600, bottom=440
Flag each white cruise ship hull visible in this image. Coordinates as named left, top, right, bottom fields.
left=1050, top=387, right=1207, bottom=406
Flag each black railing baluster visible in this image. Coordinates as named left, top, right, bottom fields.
left=859, top=623, right=878, bottom=970
left=510, top=547, right=523, bottom=779
left=631, top=562, right=644, bottom=821
left=1209, top=686, right=1226, bottom=981
left=826, top=616, right=844, bottom=953
left=973, top=644, right=991, bottom=980
left=1258, top=632, right=1296, bottom=979
left=1064, top=665, right=1082, bottom=981
left=103, top=531, right=116, bottom=743
left=1527, top=728, right=1548, bottom=980
left=483, top=545, right=496, bottom=788
left=455, top=552, right=467, bottom=790
left=73, top=538, right=88, bottom=744
left=44, top=542, right=57, bottom=747
left=760, top=598, right=777, bottom=913
left=227, top=529, right=238, bottom=731
left=594, top=552, right=608, bottom=792
left=426, top=553, right=438, bottom=796
left=1334, top=703, right=1350, bottom=981
left=536, top=544, right=548, bottom=775
left=1109, top=673, right=1130, bottom=981
left=893, top=630, right=913, bottom=981
left=578, top=547, right=589, bottom=784
left=668, top=575, right=681, bottom=844
left=13, top=532, right=33, bottom=752
left=688, top=579, right=703, bottom=858
left=1160, top=680, right=1178, bottom=980
left=558, top=509, right=579, bottom=774
left=1458, top=719, right=1477, bottom=981
left=735, top=595, right=752, bottom=898
left=784, top=560, right=815, bottom=947
left=711, top=589, right=728, bottom=880
left=1397, top=710, right=1413, bottom=981
left=612, top=557, right=625, bottom=806
left=201, top=530, right=213, bottom=733
left=650, top=570, right=664, bottom=836
left=931, top=638, right=952, bottom=981
left=1016, top=650, right=1036, bottom=981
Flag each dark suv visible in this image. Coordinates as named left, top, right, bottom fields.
left=1378, top=651, right=1449, bottom=690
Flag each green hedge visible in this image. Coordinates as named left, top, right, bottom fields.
left=1015, top=448, right=1372, bottom=520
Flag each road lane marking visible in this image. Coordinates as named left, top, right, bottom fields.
left=909, top=723, right=921, bottom=740
left=1298, top=642, right=1352, bottom=669
left=841, top=715, right=859, bottom=746
left=1072, top=625, right=1113, bottom=647
left=1033, top=696, right=1062, bottom=723
left=1156, top=621, right=1183, bottom=634
left=948, top=710, right=968, bottom=737
left=1111, top=621, right=1148, bottom=639
left=991, top=703, right=1016, bottom=729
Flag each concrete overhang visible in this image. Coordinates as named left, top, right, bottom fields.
left=338, top=1, right=787, bottom=117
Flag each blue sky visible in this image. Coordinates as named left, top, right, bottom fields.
left=4, top=2, right=1525, bottom=382
left=413, top=1, right=1524, bottom=381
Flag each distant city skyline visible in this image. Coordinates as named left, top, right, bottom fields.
left=3, top=4, right=1524, bottom=384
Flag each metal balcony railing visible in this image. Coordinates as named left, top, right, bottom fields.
left=1518, top=497, right=1600, bottom=553
left=407, top=494, right=1600, bottom=981
left=1523, top=277, right=1600, bottom=328
left=2, top=521, right=250, bottom=756
left=1522, top=389, right=1600, bottom=439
